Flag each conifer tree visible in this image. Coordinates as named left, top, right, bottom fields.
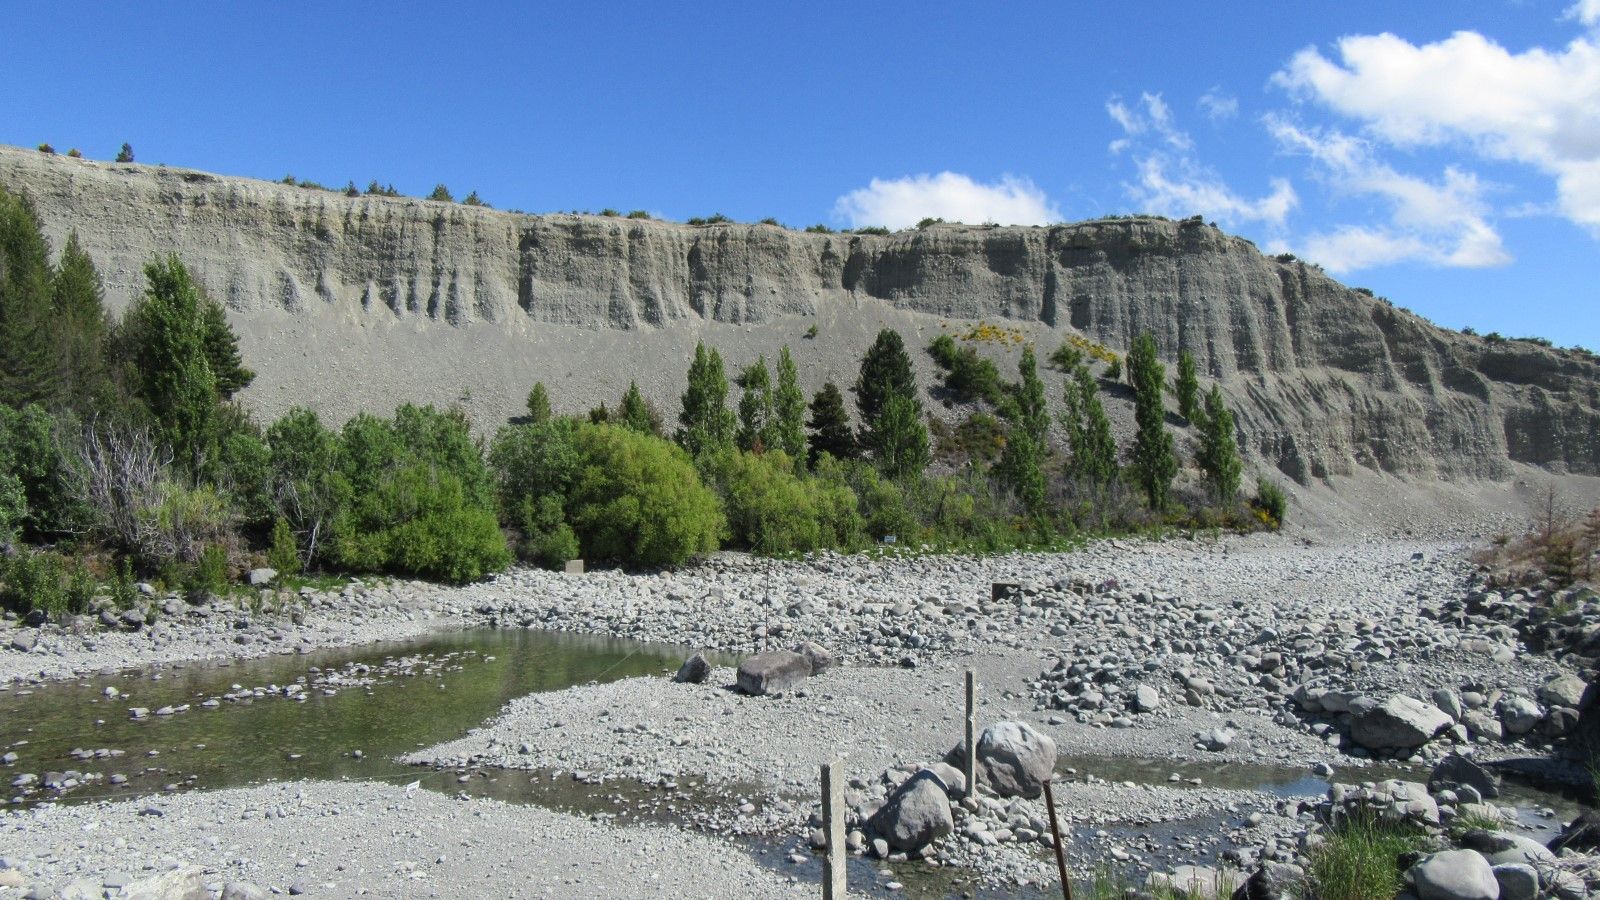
left=772, top=346, right=807, bottom=461
left=49, top=232, right=112, bottom=410
left=200, top=297, right=253, bottom=400
left=676, top=342, right=735, bottom=458
left=806, top=382, right=856, bottom=466
left=525, top=382, right=552, bottom=423
left=1175, top=350, right=1200, bottom=421
left=1196, top=385, right=1242, bottom=503
left=124, top=255, right=221, bottom=469
left=617, top=380, right=659, bottom=435
left=1128, top=333, right=1177, bottom=510
left=0, top=188, right=58, bottom=407
left=736, top=356, right=774, bottom=452
left=115, top=143, right=134, bottom=163
left=853, top=329, right=916, bottom=444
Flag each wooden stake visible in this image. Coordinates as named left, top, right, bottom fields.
left=963, top=669, right=977, bottom=798
left=821, top=758, right=847, bottom=900
left=1043, top=777, right=1073, bottom=900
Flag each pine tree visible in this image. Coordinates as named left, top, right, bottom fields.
left=427, top=184, right=454, bottom=203
left=772, top=346, right=807, bottom=461
left=200, top=297, right=253, bottom=400
left=676, top=342, right=735, bottom=458
left=526, top=383, right=552, bottom=423
left=49, top=232, right=112, bottom=411
left=736, top=356, right=774, bottom=452
left=1175, top=350, right=1200, bottom=421
left=806, top=382, right=857, bottom=466
left=123, top=255, right=222, bottom=470
left=115, top=143, right=134, bottom=163
left=1128, top=333, right=1177, bottom=510
left=996, top=347, right=1049, bottom=514
left=874, top=394, right=930, bottom=481
left=617, top=380, right=660, bottom=435
left=1196, top=385, right=1242, bottom=503
left=1073, top=366, right=1118, bottom=486
left=853, top=329, right=916, bottom=445
left=0, top=188, right=59, bottom=407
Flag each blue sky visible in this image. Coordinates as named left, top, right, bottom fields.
left=6, top=1, right=1597, bottom=350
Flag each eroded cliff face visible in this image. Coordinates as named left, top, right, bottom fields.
left=3, top=145, right=1596, bottom=484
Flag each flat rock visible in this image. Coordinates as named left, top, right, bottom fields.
left=1429, top=754, right=1501, bottom=799
left=1351, top=695, right=1451, bottom=750
left=735, top=650, right=810, bottom=696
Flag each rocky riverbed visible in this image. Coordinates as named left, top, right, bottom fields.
left=2, top=531, right=1597, bottom=897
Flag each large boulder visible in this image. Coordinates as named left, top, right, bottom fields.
left=1539, top=673, right=1587, bottom=708
left=1351, top=695, right=1452, bottom=750
left=735, top=651, right=811, bottom=696
left=1498, top=696, right=1543, bottom=735
left=1147, top=866, right=1234, bottom=899
left=1549, top=809, right=1600, bottom=854
left=1408, top=850, right=1499, bottom=900
left=868, top=769, right=954, bottom=852
left=975, top=721, right=1057, bottom=799
left=673, top=653, right=711, bottom=684
left=1429, top=754, right=1501, bottom=799
left=1231, top=862, right=1304, bottom=900
left=1492, top=864, right=1538, bottom=900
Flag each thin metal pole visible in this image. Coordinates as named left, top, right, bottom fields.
left=821, top=758, right=847, bottom=900
left=963, top=669, right=977, bottom=797
left=1043, top=777, right=1073, bottom=900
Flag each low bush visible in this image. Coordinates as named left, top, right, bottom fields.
left=564, top=424, right=724, bottom=567
left=717, top=450, right=862, bottom=554
left=331, top=464, right=509, bottom=583
left=0, top=550, right=87, bottom=616
left=1253, top=477, right=1287, bottom=529
left=928, top=335, right=1005, bottom=405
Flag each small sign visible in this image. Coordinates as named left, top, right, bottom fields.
left=563, top=559, right=584, bottom=574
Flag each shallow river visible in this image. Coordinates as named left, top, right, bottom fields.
left=0, top=627, right=1588, bottom=898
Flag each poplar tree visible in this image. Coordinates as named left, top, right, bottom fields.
left=736, top=356, right=774, bottom=452
left=1128, top=333, right=1177, bottom=510
left=1071, top=366, right=1118, bottom=486
left=996, top=347, right=1048, bottom=514
left=772, top=346, right=807, bottom=461
left=1197, top=385, right=1242, bottom=503
left=676, top=342, right=735, bottom=458
left=806, top=382, right=856, bottom=466
left=1175, top=350, right=1200, bottom=421
left=874, top=394, right=930, bottom=480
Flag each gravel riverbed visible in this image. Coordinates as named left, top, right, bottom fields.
left=1, top=531, right=1592, bottom=897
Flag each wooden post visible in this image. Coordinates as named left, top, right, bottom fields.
left=821, top=758, right=847, bottom=900
left=1043, top=777, right=1073, bottom=900
left=964, top=669, right=977, bottom=799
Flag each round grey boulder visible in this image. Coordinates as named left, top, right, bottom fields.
left=975, top=721, right=1057, bottom=799
left=1408, top=849, right=1499, bottom=900
left=673, top=653, right=711, bottom=684
left=868, top=769, right=954, bottom=852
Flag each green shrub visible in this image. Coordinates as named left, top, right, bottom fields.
left=565, top=424, right=723, bottom=567
left=0, top=550, right=75, bottom=616
left=719, top=450, right=862, bottom=555
left=927, top=335, right=1005, bottom=405
left=267, top=517, right=301, bottom=576
left=266, top=407, right=349, bottom=567
left=332, top=464, right=510, bottom=583
left=190, top=543, right=230, bottom=596
left=514, top=494, right=580, bottom=568
left=110, top=557, right=138, bottom=610
left=1254, top=477, right=1287, bottom=528
left=626, top=210, right=651, bottom=219
left=1104, top=356, right=1122, bottom=380
left=490, top=418, right=581, bottom=510
left=66, top=563, right=97, bottom=612
left=0, top=472, right=23, bottom=546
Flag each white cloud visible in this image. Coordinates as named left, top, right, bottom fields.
left=1107, top=92, right=1192, bottom=151
left=1131, top=157, right=1298, bottom=227
left=1273, top=26, right=1600, bottom=233
left=1106, top=94, right=1296, bottom=228
left=833, top=172, right=1061, bottom=229
left=1199, top=89, right=1239, bottom=121
left=1268, top=118, right=1511, bottom=271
